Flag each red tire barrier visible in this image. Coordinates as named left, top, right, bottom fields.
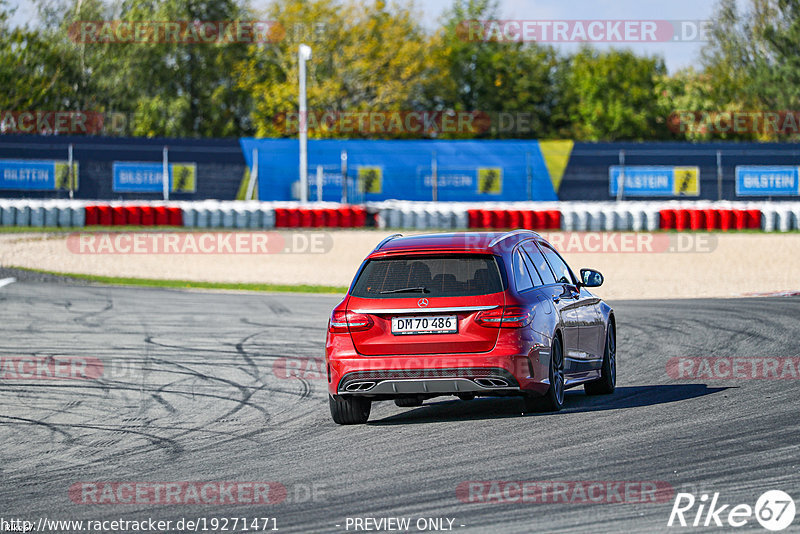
left=140, top=206, right=155, bottom=226
left=167, top=207, right=183, bottom=226
left=299, top=209, right=313, bottom=228
left=746, top=209, right=761, bottom=229
left=310, top=209, right=325, bottom=227
left=352, top=207, right=367, bottom=227
left=689, top=209, right=705, bottom=231
left=125, top=206, right=141, bottom=226
left=97, top=205, right=112, bottom=226
left=467, top=209, right=481, bottom=228
left=325, top=208, right=339, bottom=227
left=521, top=211, right=534, bottom=230
left=545, top=210, right=561, bottom=230
left=287, top=208, right=301, bottom=227
left=153, top=206, right=168, bottom=226
left=338, top=207, right=353, bottom=227
left=479, top=210, right=492, bottom=229
left=274, top=208, right=288, bottom=227
left=85, top=206, right=100, bottom=226
left=703, top=209, right=719, bottom=230
left=507, top=210, right=523, bottom=229
left=719, top=209, right=733, bottom=231
left=532, top=211, right=547, bottom=230
left=490, top=210, right=509, bottom=229
left=733, top=210, right=746, bottom=230
left=674, top=209, right=690, bottom=231
left=112, top=206, right=127, bottom=226
left=659, top=209, right=675, bottom=230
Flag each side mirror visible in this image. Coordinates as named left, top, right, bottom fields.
left=579, top=268, right=604, bottom=288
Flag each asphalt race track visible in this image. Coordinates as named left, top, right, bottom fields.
left=1, top=281, right=799, bottom=533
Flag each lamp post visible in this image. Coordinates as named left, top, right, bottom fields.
left=298, top=44, right=312, bottom=203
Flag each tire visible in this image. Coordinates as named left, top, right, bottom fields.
left=585, top=324, right=616, bottom=396
left=521, top=338, right=565, bottom=413
left=394, top=397, right=423, bottom=408
left=329, top=395, right=371, bottom=424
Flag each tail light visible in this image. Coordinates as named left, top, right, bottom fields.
left=475, top=306, right=532, bottom=328
left=329, top=310, right=374, bottom=333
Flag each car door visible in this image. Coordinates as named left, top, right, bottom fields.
left=520, top=241, right=580, bottom=375
left=533, top=241, right=599, bottom=380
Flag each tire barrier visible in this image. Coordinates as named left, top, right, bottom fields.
left=273, top=206, right=367, bottom=228
left=1, top=199, right=800, bottom=231
left=0, top=200, right=86, bottom=227
left=370, top=201, right=800, bottom=232
left=659, top=208, right=762, bottom=231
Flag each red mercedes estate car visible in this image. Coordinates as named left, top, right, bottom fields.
left=326, top=230, right=616, bottom=424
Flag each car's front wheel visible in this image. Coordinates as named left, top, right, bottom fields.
left=585, top=324, right=616, bottom=396
left=329, top=395, right=371, bottom=424
left=522, top=337, right=565, bottom=413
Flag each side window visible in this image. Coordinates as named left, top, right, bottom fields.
left=512, top=249, right=533, bottom=291
left=538, top=242, right=575, bottom=285
left=522, top=241, right=557, bottom=285
left=519, top=246, right=543, bottom=286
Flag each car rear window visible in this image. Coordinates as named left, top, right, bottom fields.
left=351, top=255, right=504, bottom=298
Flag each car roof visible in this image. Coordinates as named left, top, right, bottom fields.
left=369, top=230, right=541, bottom=257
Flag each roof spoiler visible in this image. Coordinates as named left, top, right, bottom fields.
left=373, top=233, right=403, bottom=252
left=488, top=229, right=539, bottom=248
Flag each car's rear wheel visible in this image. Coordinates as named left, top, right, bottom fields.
left=394, top=397, right=424, bottom=407
left=585, top=325, right=616, bottom=396
left=522, top=338, right=565, bottom=413
left=329, top=395, right=371, bottom=424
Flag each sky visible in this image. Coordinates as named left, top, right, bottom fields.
left=7, top=0, right=723, bottom=73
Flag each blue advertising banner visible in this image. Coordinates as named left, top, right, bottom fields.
left=735, top=166, right=799, bottom=196
left=113, top=162, right=197, bottom=193
left=609, top=165, right=699, bottom=197
left=0, top=159, right=77, bottom=190
left=239, top=139, right=558, bottom=202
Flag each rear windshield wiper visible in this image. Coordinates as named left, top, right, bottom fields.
left=380, top=286, right=429, bottom=294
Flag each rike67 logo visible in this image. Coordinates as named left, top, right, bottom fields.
left=668, top=490, right=796, bottom=531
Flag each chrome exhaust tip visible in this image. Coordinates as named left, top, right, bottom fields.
left=344, top=381, right=376, bottom=392
left=474, top=377, right=510, bottom=388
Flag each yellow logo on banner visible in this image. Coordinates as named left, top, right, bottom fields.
left=478, top=167, right=502, bottom=194
left=171, top=163, right=196, bottom=193
left=358, top=166, right=382, bottom=194
left=673, top=166, right=699, bottom=196
left=54, top=162, right=79, bottom=190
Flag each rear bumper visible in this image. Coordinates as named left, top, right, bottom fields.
left=326, top=349, right=551, bottom=398
left=338, top=367, right=520, bottom=395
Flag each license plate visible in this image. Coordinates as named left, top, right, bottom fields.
left=391, top=315, right=457, bottom=335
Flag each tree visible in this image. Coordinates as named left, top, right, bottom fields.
left=562, top=47, right=667, bottom=140
left=236, top=0, right=435, bottom=138
left=426, top=0, right=564, bottom=139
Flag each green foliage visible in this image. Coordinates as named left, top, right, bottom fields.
left=562, top=47, right=667, bottom=140
left=0, top=0, right=796, bottom=140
